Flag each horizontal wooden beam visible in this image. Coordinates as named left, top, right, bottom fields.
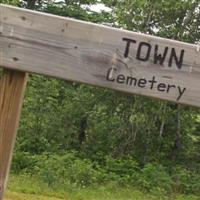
left=0, top=4, right=200, bottom=107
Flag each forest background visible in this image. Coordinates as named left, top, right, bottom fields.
left=1, top=0, right=200, bottom=199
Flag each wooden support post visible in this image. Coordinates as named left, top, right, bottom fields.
left=0, top=69, right=28, bottom=200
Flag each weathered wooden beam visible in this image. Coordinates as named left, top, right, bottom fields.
left=0, top=69, right=27, bottom=200
left=0, top=4, right=200, bottom=107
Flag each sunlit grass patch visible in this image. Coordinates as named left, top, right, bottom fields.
left=5, top=191, right=66, bottom=200
left=5, top=174, right=200, bottom=200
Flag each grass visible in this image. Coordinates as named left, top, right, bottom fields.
left=5, top=191, right=65, bottom=200
left=4, top=174, right=200, bottom=200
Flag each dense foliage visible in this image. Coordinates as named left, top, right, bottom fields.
left=12, top=151, right=200, bottom=196
left=1, top=0, right=200, bottom=197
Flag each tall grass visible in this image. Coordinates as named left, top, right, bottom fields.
left=5, top=174, right=199, bottom=200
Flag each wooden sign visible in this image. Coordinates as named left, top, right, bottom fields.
left=0, top=5, right=200, bottom=107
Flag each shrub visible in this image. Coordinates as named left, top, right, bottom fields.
left=12, top=151, right=200, bottom=196
left=104, top=157, right=140, bottom=184
left=12, top=152, right=38, bottom=173
left=36, top=152, right=100, bottom=187
left=138, top=163, right=173, bottom=193
left=171, top=166, right=200, bottom=195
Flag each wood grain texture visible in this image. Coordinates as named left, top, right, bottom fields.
left=0, top=4, right=200, bottom=107
left=0, top=69, right=27, bottom=200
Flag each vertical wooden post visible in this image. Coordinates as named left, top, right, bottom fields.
left=0, top=69, right=28, bottom=200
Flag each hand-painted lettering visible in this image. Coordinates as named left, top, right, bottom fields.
left=154, top=45, right=168, bottom=65
left=138, top=78, right=147, bottom=88
left=168, top=48, right=185, bottom=69
left=122, top=38, right=185, bottom=69
left=122, top=38, right=136, bottom=58
left=136, top=42, right=151, bottom=61
left=177, top=87, right=186, bottom=101
left=106, top=68, right=116, bottom=81
left=106, top=68, right=186, bottom=101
